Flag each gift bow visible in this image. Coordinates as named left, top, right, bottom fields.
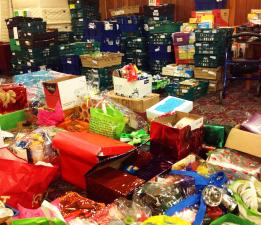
left=0, top=90, right=16, bottom=108
left=165, top=170, right=228, bottom=225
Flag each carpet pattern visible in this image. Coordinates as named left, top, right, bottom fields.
left=193, top=82, right=261, bottom=126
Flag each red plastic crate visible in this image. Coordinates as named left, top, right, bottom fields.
left=0, top=42, right=11, bottom=74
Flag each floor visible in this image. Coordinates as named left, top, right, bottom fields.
left=193, top=81, right=261, bottom=126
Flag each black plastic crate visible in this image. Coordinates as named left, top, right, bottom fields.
left=143, top=4, right=175, bottom=19
left=194, top=54, right=224, bottom=68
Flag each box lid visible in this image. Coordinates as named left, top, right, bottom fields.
left=225, top=127, right=261, bottom=158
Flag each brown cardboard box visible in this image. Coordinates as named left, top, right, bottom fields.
left=194, top=67, right=222, bottom=80
left=208, top=79, right=223, bottom=92
left=225, top=126, right=261, bottom=158
left=107, top=91, right=160, bottom=113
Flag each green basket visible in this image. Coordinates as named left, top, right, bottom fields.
left=89, top=105, right=126, bottom=139
left=0, top=110, right=26, bottom=131
left=194, top=54, right=223, bottom=68
left=210, top=214, right=254, bottom=225
left=148, top=33, right=172, bottom=45
left=195, top=42, right=224, bottom=55
left=148, top=21, right=181, bottom=34
left=195, top=29, right=226, bottom=42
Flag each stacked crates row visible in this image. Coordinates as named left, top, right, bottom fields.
left=68, top=0, right=100, bottom=41
left=84, top=20, right=121, bottom=52
left=193, top=28, right=233, bottom=92
left=6, top=17, right=59, bottom=75
left=82, top=65, right=121, bottom=92
left=143, top=4, right=179, bottom=74
left=116, top=15, right=148, bottom=71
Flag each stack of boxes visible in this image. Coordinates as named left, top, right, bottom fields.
left=172, top=32, right=195, bottom=65
left=143, top=4, right=180, bottom=74
left=193, top=28, right=232, bottom=92
left=68, top=0, right=100, bottom=42
left=117, top=15, right=148, bottom=71
left=6, top=17, right=58, bottom=75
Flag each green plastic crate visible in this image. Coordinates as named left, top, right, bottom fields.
left=195, top=42, right=224, bottom=55
left=10, top=39, right=22, bottom=52
left=166, top=80, right=209, bottom=101
left=148, top=21, right=181, bottom=34
left=194, top=54, right=223, bottom=68
left=0, top=110, right=26, bottom=131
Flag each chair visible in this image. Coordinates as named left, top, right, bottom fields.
left=221, top=32, right=261, bottom=103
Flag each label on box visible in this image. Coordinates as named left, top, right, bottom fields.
left=92, top=60, right=98, bottom=64
left=79, top=18, right=83, bottom=22
left=13, top=27, right=18, bottom=39
left=153, top=11, right=159, bottom=16
left=69, top=4, right=75, bottom=9
left=67, top=60, right=72, bottom=64
left=167, top=46, right=172, bottom=52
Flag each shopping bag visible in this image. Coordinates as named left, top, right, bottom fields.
left=0, top=149, right=58, bottom=209
left=89, top=103, right=126, bottom=139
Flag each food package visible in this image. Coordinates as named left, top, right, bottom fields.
left=133, top=174, right=195, bottom=215
left=0, top=84, right=27, bottom=114
left=207, top=148, right=261, bottom=180
left=92, top=198, right=151, bottom=225
left=11, top=127, right=58, bottom=164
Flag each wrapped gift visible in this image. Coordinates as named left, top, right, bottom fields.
left=207, top=148, right=261, bottom=180
left=86, top=167, right=145, bottom=204
left=150, top=111, right=203, bottom=161
left=0, top=84, right=27, bottom=114
left=52, top=131, right=134, bottom=189
left=58, top=192, right=105, bottom=219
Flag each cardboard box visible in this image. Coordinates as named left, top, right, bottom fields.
left=225, top=126, right=261, bottom=158
left=194, top=67, right=223, bottom=80
left=107, top=91, right=160, bottom=113
left=43, top=76, right=88, bottom=111
left=148, top=0, right=160, bottom=6
left=52, top=131, right=134, bottom=189
left=146, top=96, right=193, bottom=121
left=113, top=76, right=152, bottom=99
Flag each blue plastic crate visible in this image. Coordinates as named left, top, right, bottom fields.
left=60, top=55, right=82, bottom=75
left=100, top=38, right=121, bottom=52
left=115, top=15, right=143, bottom=33
left=194, top=0, right=227, bottom=10
left=148, top=44, right=173, bottom=61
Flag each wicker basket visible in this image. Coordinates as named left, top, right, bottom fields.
left=80, top=53, right=123, bottom=68
left=110, top=5, right=140, bottom=17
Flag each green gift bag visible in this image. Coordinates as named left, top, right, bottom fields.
left=90, top=104, right=126, bottom=139
left=204, top=124, right=232, bottom=148
left=210, top=213, right=254, bottom=225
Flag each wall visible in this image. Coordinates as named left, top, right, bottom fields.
left=99, top=0, right=261, bottom=26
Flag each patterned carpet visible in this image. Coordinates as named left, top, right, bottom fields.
left=193, top=81, right=261, bottom=126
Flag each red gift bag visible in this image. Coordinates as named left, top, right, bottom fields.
left=150, top=121, right=191, bottom=161
left=0, top=148, right=58, bottom=209
left=0, top=84, right=28, bottom=113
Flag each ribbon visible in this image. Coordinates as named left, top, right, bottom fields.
left=0, top=90, right=16, bottom=108
left=165, top=170, right=227, bottom=225
left=120, top=129, right=150, bottom=145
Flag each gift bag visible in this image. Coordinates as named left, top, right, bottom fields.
left=0, top=149, right=58, bottom=209
left=89, top=103, right=126, bottom=139
left=150, top=120, right=191, bottom=161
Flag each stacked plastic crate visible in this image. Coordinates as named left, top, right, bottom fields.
left=143, top=4, right=181, bottom=74
left=68, top=0, right=100, bottom=42
left=6, top=17, right=59, bottom=75
left=116, top=15, right=148, bottom=71
left=194, top=28, right=233, bottom=92
left=82, top=21, right=122, bottom=91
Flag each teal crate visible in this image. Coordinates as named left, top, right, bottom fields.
left=194, top=54, right=223, bottom=68
left=166, top=80, right=209, bottom=101
left=195, top=42, right=224, bottom=55
left=148, top=21, right=181, bottom=34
